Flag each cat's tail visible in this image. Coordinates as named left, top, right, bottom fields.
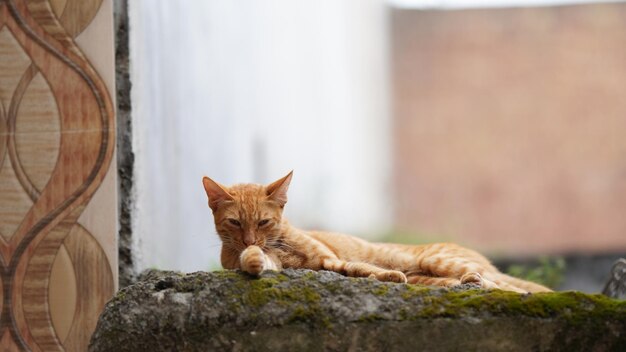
left=492, top=272, right=553, bottom=293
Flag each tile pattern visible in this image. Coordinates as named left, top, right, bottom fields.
left=0, top=0, right=115, bottom=350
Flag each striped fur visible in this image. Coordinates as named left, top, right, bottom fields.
left=202, top=172, right=551, bottom=293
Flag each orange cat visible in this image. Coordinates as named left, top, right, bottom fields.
left=202, top=171, right=551, bottom=293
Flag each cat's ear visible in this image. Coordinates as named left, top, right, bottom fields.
left=266, top=171, right=293, bottom=207
left=202, top=176, right=234, bottom=212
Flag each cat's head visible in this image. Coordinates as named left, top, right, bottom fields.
left=202, top=171, right=293, bottom=250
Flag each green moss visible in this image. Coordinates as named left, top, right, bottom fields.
left=399, top=308, right=409, bottom=320
left=208, top=270, right=333, bottom=326
left=195, top=270, right=625, bottom=328
left=372, top=284, right=389, bottom=296
left=240, top=275, right=322, bottom=308
left=211, top=270, right=242, bottom=280
left=288, top=306, right=319, bottom=322
left=358, top=314, right=384, bottom=322
left=400, top=284, right=431, bottom=299
left=250, top=277, right=281, bottom=289
left=94, top=269, right=626, bottom=352
left=400, top=289, right=626, bottom=323
left=113, top=290, right=127, bottom=301
left=325, top=281, right=343, bottom=294
left=302, top=271, right=317, bottom=280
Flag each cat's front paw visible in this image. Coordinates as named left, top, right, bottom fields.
left=460, top=272, right=499, bottom=290
left=375, top=270, right=407, bottom=283
left=240, top=246, right=265, bottom=276
left=460, top=272, right=483, bottom=286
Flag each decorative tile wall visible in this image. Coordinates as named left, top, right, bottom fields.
left=0, top=0, right=116, bottom=350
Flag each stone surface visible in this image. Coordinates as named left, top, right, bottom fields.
left=114, top=0, right=136, bottom=288
left=89, top=269, right=626, bottom=352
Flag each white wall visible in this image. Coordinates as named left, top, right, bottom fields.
left=129, top=0, right=391, bottom=272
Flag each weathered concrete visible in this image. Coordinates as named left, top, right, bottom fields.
left=89, top=269, right=625, bottom=351
left=114, top=0, right=136, bottom=288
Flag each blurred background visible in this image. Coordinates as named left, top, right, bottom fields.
left=127, top=0, right=626, bottom=292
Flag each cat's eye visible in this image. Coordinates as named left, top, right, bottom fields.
left=227, top=218, right=241, bottom=227
left=258, top=219, right=270, bottom=227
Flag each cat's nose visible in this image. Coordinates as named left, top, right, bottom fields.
left=243, top=232, right=256, bottom=246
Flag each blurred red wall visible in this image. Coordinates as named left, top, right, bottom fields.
left=391, top=3, right=626, bottom=256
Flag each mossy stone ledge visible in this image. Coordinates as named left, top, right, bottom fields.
left=89, top=269, right=626, bottom=352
